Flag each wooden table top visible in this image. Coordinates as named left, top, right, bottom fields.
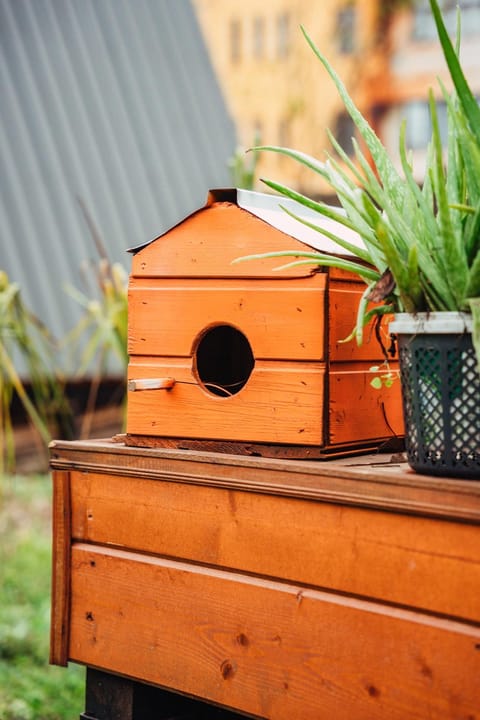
left=49, top=438, right=480, bottom=522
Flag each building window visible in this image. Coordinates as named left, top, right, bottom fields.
left=404, top=101, right=431, bottom=149
left=253, top=17, right=265, bottom=59
left=333, top=112, right=356, bottom=156
left=230, top=19, right=242, bottom=63
left=336, top=5, right=356, bottom=54
left=463, top=0, right=480, bottom=33
left=413, top=0, right=480, bottom=40
left=404, top=100, right=448, bottom=150
left=277, top=13, right=290, bottom=59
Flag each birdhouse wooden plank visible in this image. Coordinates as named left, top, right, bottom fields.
left=126, top=188, right=404, bottom=457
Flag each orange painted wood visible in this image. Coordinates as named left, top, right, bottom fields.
left=126, top=358, right=325, bottom=444
left=130, top=202, right=320, bottom=279
left=126, top=198, right=404, bottom=450
left=69, top=544, right=480, bottom=720
left=49, top=470, right=71, bottom=667
left=328, top=366, right=404, bottom=444
left=128, top=277, right=326, bottom=360
left=328, top=266, right=369, bottom=282
left=49, top=439, right=480, bottom=522
left=69, top=470, right=480, bottom=623
left=328, top=283, right=394, bottom=363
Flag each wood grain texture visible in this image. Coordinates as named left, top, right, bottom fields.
left=49, top=439, right=480, bottom=522
left=69, top=470, right=480, bottom=623
left=126, top=357, right=403, bottom=448
left=122, top=435, right=396, bottom=459
left=69, top=545, right=480, bottom=720
left=126, top=359, right=325, bottom=445
left=328, top=366, right=404, bottom=443
left=128, top=277, right=326, bottom=360
left=49, top=470, right=71, bottom=666
left=130, top=202, right=319, bottom=279
left=328, top=283, right=394, bottom=363
left=126, top=199, right=404, bottom=450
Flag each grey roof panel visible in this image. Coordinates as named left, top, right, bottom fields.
left=0, top=0, right=236, bottom=375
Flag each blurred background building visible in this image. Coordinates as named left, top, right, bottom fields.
left=193, top=0, right=480, bottom=195
left=3, top=0, right=480, bottom=357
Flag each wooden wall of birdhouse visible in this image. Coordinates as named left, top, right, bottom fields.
left=126, top=188, right=404, bottom=457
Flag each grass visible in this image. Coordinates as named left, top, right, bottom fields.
left=0, top=474, right=85, bottom=720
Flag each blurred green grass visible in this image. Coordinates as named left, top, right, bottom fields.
left=0, top=474, right=84, bottom=720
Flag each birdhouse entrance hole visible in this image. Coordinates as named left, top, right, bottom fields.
left=194, top=324, right=254, bottom=397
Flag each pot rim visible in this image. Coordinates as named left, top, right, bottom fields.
left=389, top=311, right=472, bottom=334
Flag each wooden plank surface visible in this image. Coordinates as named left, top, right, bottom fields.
left=128, top=278, right=326, bottom=361
left=130, top=202, right=318, bottom=279
left=126, top=359, right=325, bottom=445
left=327, top=285, right=393, bottom=363
left=328, top=366, right=404, bottom=443
left=49, top=440, right=480, bottom=522
left=49, top=470, right=71, bottom=667
left=122, top=435, right=398, bottom=460
left=69, top=545, right=480, bottom=720
left=69, top=470, right=480, bottom=623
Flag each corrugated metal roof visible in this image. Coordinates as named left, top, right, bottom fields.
left=0, top=0, right=236, bottom=375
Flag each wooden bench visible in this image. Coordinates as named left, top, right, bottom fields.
left=50, top=439, right=480, bottom=719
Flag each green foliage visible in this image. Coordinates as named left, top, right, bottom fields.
left=0, top=272, right=73, bottom=474
left=64, top=258, right=128, bottom=377
left=228, top=133, right=261, bottom=190
left=0, top=201, right=129, bottom=467
left=64, top=254, right=128, bottom=438
left=0, top=474, right=84, bottom=719
left=65, top=199, right=129, bottom=378
left=469, top=297, right=480, bottom=372
left=234, top=0, right=479, bottom=370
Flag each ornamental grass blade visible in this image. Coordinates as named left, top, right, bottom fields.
left=272, top=254, right=379, bottom=281
left=325, top=129, right=366, bottom=188
left=251, top=144, right=327, bottom=178
left=429, top=0, right=480, bottom=146
left=429, top=90, right=469, bottom=308
left=278, top=202, right=375, bottom=264
left=259, top=178, right=372, bottom=262
left=349, top=137, right=387, bottom=208
left=468, top=297, right=480, bottom=373
left=0, top=340, right=51, bottom=446
left=318, top=161, right=385, bottom=255
left=466, top=250, right=480, bottom=298
left=398, top=122, right=437, bottom=240
left=300, top=26, right=405, bottom=201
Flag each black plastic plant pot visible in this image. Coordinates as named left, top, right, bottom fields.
left=390, top=313, right=480, bottom=479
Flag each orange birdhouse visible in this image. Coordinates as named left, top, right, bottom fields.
left=126, top=188, right=404, bottom=458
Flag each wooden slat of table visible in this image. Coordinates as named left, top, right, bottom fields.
left=50, top=439, right=480, bottom=521
left=49, top=470, right=71, bottom=667
left=69, top=544, right=480, bottom=720
left=69, top=470, right=480, bottom=623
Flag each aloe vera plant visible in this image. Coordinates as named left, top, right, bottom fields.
left=235, top=0, right=480, bottom=369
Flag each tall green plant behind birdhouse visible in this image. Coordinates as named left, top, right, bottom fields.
left=235, top=0, right=480, bottom=368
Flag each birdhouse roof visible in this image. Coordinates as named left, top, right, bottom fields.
left=129, top=188, right=364, bottom=258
